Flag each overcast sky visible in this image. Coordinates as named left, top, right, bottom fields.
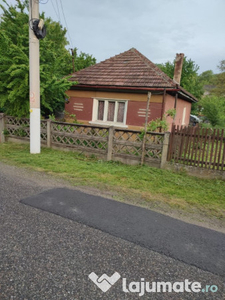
left=2, top=0, right=225, bottom=73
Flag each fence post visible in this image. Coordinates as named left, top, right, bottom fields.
left=107, top=126, right=114, bottom=161
left=0, top=113, right=5, bottom=143
left=160, top=132, right=170, bottom=169
left=141, top=92, right=151, bottom=165
left=47, top=119, right=51, bottom=148
left=167, top=124, right=175, bottom=161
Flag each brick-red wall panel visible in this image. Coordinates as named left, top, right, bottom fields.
left=149, top=102, right=163, bottom=121
left=65, top=97, right=93, bottom=121
left=126, top=101, right=162, bottom=126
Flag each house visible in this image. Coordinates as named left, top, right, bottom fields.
left=65, top=48, right=197, bottom=131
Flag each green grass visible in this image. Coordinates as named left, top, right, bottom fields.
left=0, top=142, right=224, bottom=219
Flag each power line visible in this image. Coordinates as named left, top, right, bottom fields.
left=58, top=0, right=74, bottom=48
left=50, top=0, right=60, bottom=20
left=33, top=0, right=49, bottom=3
left=51, top=0, right=59, bottom=19
left=55, top=0, right=61, bottom=23
left=39, top=0, right=49, bottom=4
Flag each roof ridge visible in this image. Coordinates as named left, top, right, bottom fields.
left=71, top=48, right=174, bottom=88
left=131, top=48, right=176, bottom=87
left=70, top=49, right=135, bottom=77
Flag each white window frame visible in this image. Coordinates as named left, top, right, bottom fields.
left=182, top=107, right=186, bottom=125
left=90, top=98, right=128, bottom=128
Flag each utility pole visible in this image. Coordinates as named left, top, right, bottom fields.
left=70, top=48, right=75, bottom=73
left=29, top=0, right=40, bottom=154
left=141, top=92, right=151, bottom=166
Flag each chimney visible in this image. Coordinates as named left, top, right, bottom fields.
left=173, top=53, right=184, bottom=85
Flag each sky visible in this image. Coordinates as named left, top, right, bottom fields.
left=1, top=0, right=225, bottom=74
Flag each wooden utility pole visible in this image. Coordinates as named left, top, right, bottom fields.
left=29, top=0, right=40, bottom=153
left=70, top=48, right=75, bottom=73
left=141, top=92, right=151, bottom=165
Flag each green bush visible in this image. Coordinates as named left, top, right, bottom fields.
left=199, top=96, right=225, bottom=128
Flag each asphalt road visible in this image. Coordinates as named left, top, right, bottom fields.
left=21, top=187, right=225, bottom=277
left=0, top=162, right=225, bottom=300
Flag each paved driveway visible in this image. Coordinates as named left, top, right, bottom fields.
left=0, top=162, right=224, bottom=299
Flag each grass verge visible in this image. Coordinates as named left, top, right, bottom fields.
left=0, top=142, right=224, bottom=219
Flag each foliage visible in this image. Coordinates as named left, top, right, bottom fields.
left=212, top=60, right=225, bottom=97
left=157, top=56, right=204, bottom=99
left=0, top=1, right=30, bottom=116
left=48, top=114, right=56, bottom=121
left=0, top=0, right=96, bottom=117
left=64, top=112, right=80, bottom=123
left=198, top=95, right=225, bottom=127
left=196, top=60, right=225, bottom=128
left=146, top=117, right=168, bottom=132
left=165, top=108, right=176, bottom=119
left=144, top=109, right=176, bottom=133
left=72, top=48, right=96, bottom=72
left=190, top=102, right=200, bottom=116
left=198, top=70, right=215, bottom=86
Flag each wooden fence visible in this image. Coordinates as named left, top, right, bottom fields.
left=168, top=125, right=225, bottom=171
left=0, top=115, right=169, bottom=168
left=1, top=114, right=225, bottom=174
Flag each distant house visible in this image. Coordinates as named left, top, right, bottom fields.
left=65, top=48, right=197, bottom=131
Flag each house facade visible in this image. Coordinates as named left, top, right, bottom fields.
left=65, top=48, right=197, bottom=131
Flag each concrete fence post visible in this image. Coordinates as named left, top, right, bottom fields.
left=0, top=113, right=5, bottom=143
left=160, top=132, right=170, bottom=169
left=107, top=126, right=114, bottom=161
left=47, top=119, right=51, bottom=148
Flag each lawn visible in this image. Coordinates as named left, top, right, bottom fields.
left=0, top=142, right=224, bottom=219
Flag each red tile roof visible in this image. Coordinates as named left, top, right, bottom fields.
left=70, top=48, right=177, bottom=88
left=69, top=48, right=198, bottom=102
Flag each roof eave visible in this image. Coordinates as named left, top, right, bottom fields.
left=178, top=91, right=198, bottom=103
left=70, top=84, right=179, bottom=92
left=70, top=84, right=198, bottom=102
left=178, top=86, right=198, bottom=103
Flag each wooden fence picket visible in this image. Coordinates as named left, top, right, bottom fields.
left=168, top=125, right=225, bottom=171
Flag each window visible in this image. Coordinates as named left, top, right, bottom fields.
left=182, top=107, right=186, bottom=125
left=98, top=100, right=104, bottom=120
left=91, top=98, right=128, bottom=127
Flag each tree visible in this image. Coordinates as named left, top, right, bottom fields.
left=212, top=60, right=225, bottom=97
left=198, top=70, right=215, bottom=86
left=0, top=0, right=96, bottom=117
left=198, top=70, right=216, bottom=100
left=72, top=48, right=96, bottom=72
left=157, top=56, right=204, bottom=99
left=0, top=0, right=30, bottom=116
left=198, top=96, right=225, bottom=127
left=196, top=60, right=225, bottom=128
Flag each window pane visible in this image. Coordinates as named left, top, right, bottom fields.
left=98, top=101, right=104, bottom=120
left=117, top=102, right=125, bottom=123
left=107, top=101, right=115, bottom=121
